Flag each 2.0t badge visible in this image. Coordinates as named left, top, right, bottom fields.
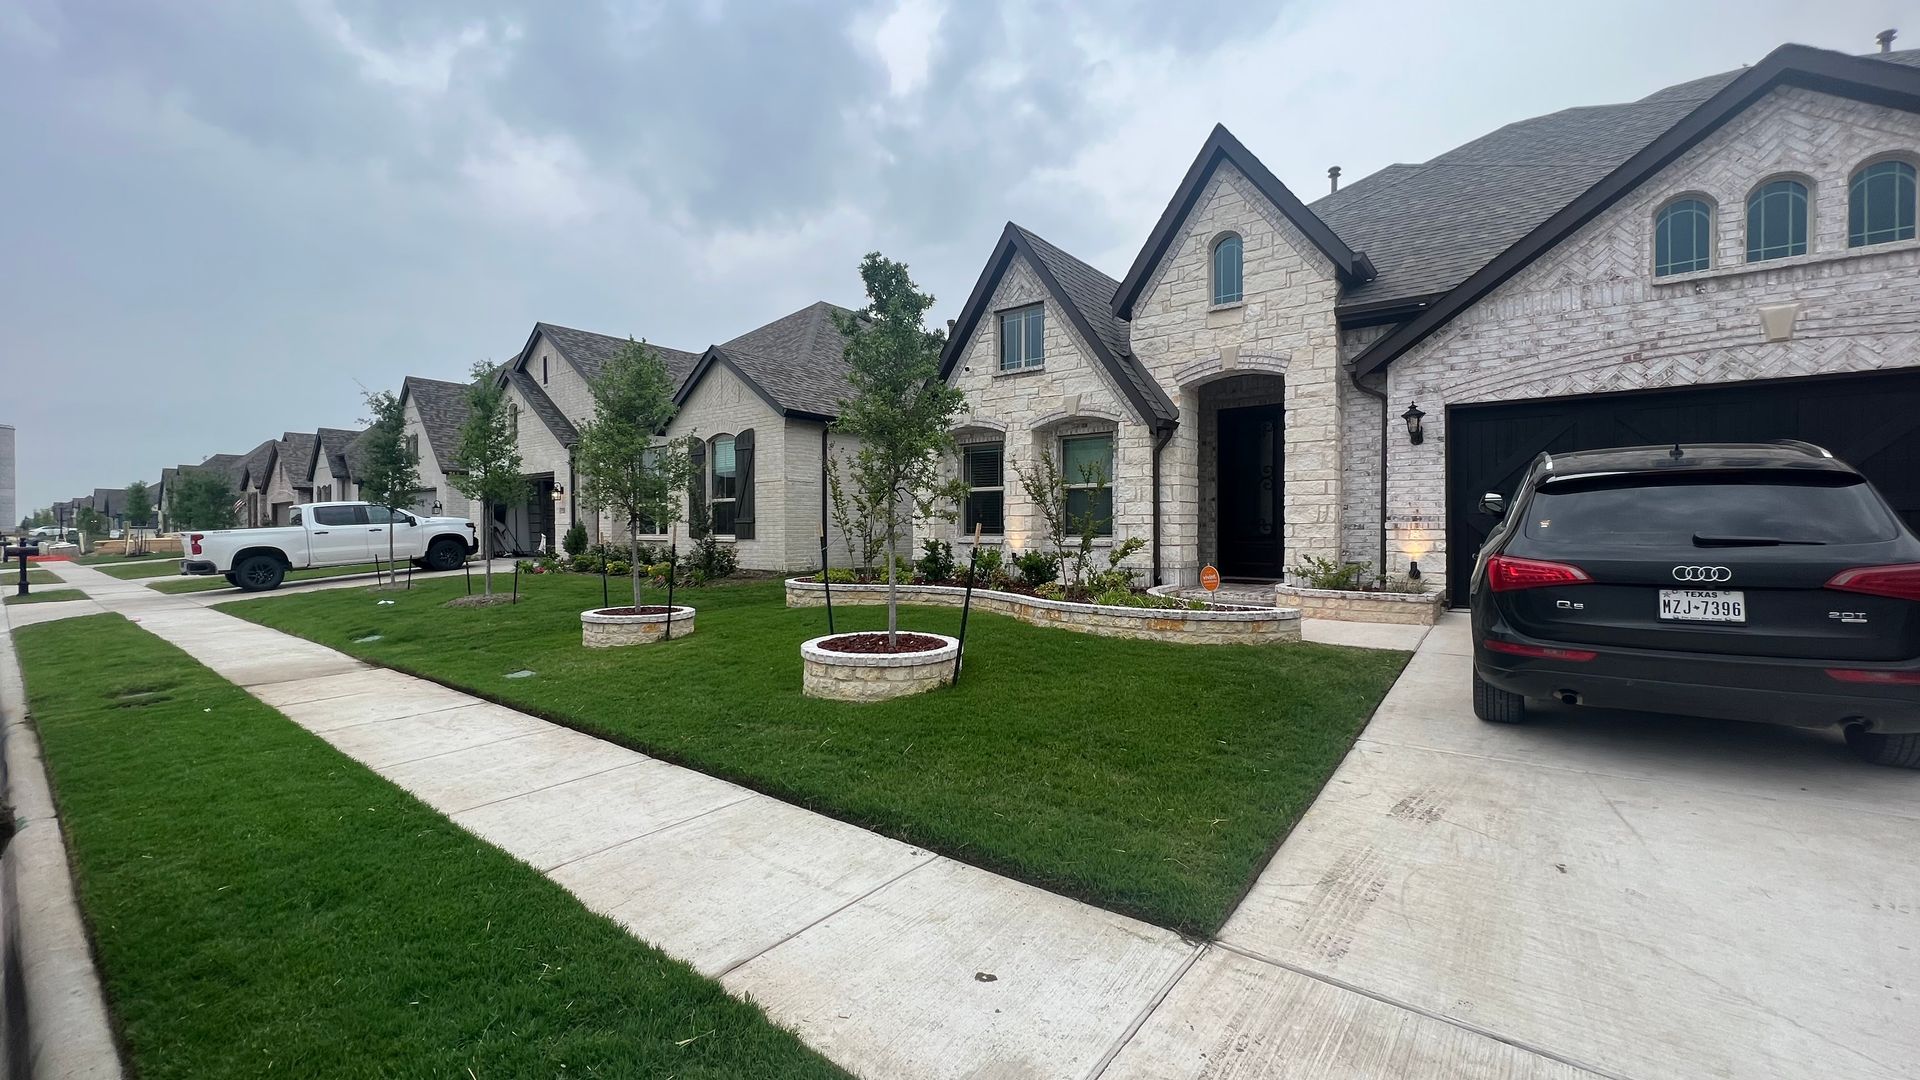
left=1672, top=565, right=1733, bottom=582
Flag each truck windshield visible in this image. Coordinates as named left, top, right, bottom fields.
left=1524, top=471, right=1899, bottom=547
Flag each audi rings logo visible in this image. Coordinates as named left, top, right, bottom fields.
left=1672, top=565, right=1733, bottom=582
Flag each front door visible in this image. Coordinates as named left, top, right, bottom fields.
left=1217, top=404, right=1284, bottom=579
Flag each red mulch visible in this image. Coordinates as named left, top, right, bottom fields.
left=816, top=632, right=947, bottom=655
left=595, top=606, right=677, bottom=616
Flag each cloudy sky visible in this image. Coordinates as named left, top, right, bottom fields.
left=1, top=0, right=1904, bottom=514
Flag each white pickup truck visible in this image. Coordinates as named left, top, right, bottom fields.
left=181, top=502, right=478, bottom=591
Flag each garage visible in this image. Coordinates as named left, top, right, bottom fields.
left=1445, top=368, right=1920, bottom=599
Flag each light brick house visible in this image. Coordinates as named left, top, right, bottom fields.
left=397, top=376, right=477, bottom=522
left=936, top=41, right=1920, bottom=602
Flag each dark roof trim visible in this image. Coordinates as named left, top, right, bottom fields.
left=938, top=223, right=1177, bottom=428
left=1353, top=44, right=1920, bottom=378
left=1112, top=124, right=1374, bottom=320
left=1335, top=292, right=1446, bottom=330
left=674, top=346, right=836, bottom=424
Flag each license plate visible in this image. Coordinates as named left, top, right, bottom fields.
left=1658, top=589, right=1745, bottom=623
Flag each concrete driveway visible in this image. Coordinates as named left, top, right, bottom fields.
left=1141, top=612, right=1918, bottom=1080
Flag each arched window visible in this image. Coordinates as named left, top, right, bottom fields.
left=1746, top=178, right=1809, bottom=262
left=1211, top=234, right=1243, bottom=305
left=1849, top=160, right=1916, bottom=247
left=1653, top=197, right=1712, bottom=276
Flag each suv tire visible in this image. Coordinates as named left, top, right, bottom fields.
left=1472, top=669, right=1527, bottom=724
left=233, top=555, right=286, bottom=592
left=1844, top=725, right=1920, bottom=769
left=424, top=537, right=466, bottom=572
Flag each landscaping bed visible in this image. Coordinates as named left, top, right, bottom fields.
left=1273, top=582, right=1446, bottom=625
left=787, top=577, right=1299, bottom=645
left=12, top=614, right=848, bottom=1080
left=226, top=576, right=1407, bottom=934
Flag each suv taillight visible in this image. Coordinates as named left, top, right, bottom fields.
left=1826, top=563, right=1920, bottom=603
left=1486, top=554, right=1591, bottom=592
left=189, top=533, right=204, bottom=555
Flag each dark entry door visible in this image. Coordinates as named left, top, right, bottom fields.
left=1447, top=369, right=1920, bottom=599
left=1217, top=404, right=1285, bottom=578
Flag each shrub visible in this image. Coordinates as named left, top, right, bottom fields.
left=974, top=546, right=1004, bottom=578
left=562, top=523, right=589, bottom=557
left=915, top=539, right=956, bottom=582
left=1085, top=536, right=1148, bottom=593
left=607, top=559, right=631, bottom=577
left=1384, top=575, right=1430, bottom=595
left=1291, top=555, right=1373, bottom=591
left=812, top=568, right=857, bottom=584
left=570, top=553, right=604, bottom=574
left=1012, top=549, right=1060, bottom=589
left=1092, top=588, right=1190, bottom=610
left=688, top=534, right=737, bottom=583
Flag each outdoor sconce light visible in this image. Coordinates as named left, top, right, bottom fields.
left=551, top=483, right=566, bottom=502
left=1408, top=560, right=1422, bottom=580
left=1402, top=402, right=1426, bottom=445
left=430, top=500, right=443, bottom=515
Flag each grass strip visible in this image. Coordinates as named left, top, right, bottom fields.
left=149, top=561, right=393, bottom=594
left=13, top=614, right=850, bottom=1080
left=93, top=560, right=183, bottom=580
left=5, top=587, right=86, bottom=605
left=228, top=575, right=1408, bottom=934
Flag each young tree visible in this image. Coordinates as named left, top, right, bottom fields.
left=576, top=339, right=692, bottom=612
left=449, top=362, right=526, bottom=596
left=75, top=506, right=105, bottom=551
left=359, top=388, right=422, bottom=573
left=122, top=480, right=153, bottom=555
left=172, top=471, right=239, bottom=530
left=831, top=253, right=968, bottom=644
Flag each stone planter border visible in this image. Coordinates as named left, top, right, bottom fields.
left=785, top=578, right=1299, bottom=645
left=1271, top=583, right=1444, bottom=626
left=580, top=605, right=697, bottom=648
left=801, top=632, right=960, bottom=702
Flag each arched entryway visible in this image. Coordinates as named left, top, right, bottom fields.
left=1196, top=372, right=1285, bottom=579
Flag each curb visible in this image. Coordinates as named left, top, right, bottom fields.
left=0, top=615, right=123, bottom=1079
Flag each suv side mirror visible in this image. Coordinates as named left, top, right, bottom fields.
left=1478, top=491, right=1506, bottom=517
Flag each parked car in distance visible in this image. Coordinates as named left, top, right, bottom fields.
left=1469, top=441, right=1920, bottom=768
left=180, top=502, right=477, bottom=592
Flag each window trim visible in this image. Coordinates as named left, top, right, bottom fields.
left=997, top=303, right=1045, bottom=373
left=1652, top=193, right=1715, bottom=277
left=1847, top=155, right=1918, bottom=249
left=1745, top=174, right=1812, bottom=263
left=1060, top=432, right=1115, bottom=538
left=709, top=432, right=738, bottom=538
left=1210, top=232, right=1244, bottom=306
left=961, top=442, right=1005, bottom=537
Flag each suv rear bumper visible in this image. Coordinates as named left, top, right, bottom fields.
left=180, top=559, right=218, bottom=576
left=1477, top=637, right=1920, bottom=734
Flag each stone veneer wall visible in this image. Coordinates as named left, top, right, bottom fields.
left=801, top=634, right=959, bottom=702
left=786, top=578, right=1300, bottom=645
left=1272, top=584, right=1444, bottom=626
left=1376, top=87, right=1920, bottom=597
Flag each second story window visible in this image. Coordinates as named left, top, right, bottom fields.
left=542, top=356, right=549, bottom=384
left=1849, top=160, right=1916, bottom=247
left=1746, top=178, right=1808, bottom=262
left=1654, top=198, right=1712, bottom=276
left=999, top=305, right=1044, bottom=372
left=1211, top=233, right=1243, bottom=304
left=405, top=433, right=419, bottom=461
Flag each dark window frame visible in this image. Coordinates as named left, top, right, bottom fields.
left=961, top=442, right=1005, bottom=536
left=1061, top=432, right=1115, bottom=538
left=1653, top=196, right=1714, bottom=276
left=1211, top=232, right=1244, bottom=305
left=998, top=304, right=1045, bottom=372
left=1746, top=177, right=1810, bottom=262
left=1848, top=158, right=1917, bottom=248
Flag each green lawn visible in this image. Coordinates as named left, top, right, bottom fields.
left=23, top=568, right=64, bottom=585
left=230, top=576, right=1408, bottom=934
left=151, top=561, right=396, bottom=594
left=95, top=559, right=184, bottom=580
left=74, top=550, right=175, bottom=565
left=13, top=615, right=848, bottom=1080
left=5, top=587, right=86, bottom=605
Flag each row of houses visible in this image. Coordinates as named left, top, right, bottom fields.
left=59, top=39, right=1920, bottom=603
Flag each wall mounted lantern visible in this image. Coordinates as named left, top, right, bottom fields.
left=1401, top=402, right=1426, bottom=445
left=551, top=483, right=567, bottom=503
left=430, top=500, right=443, bottom=516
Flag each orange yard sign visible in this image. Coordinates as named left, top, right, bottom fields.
left=1199, top=565, right=1221, bottom=592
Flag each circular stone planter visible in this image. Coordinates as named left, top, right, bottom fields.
left=581, top=606, right=696, bottom=648
left=801, top=632, right=960, bottom=702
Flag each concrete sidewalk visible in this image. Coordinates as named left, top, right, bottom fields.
left=23, top=560, right=1600, bottom=1078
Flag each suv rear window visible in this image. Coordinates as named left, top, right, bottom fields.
left=1524, top=472, right=1899, bottom=547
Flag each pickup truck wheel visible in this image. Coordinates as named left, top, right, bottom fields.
left=233, top=555, right=286, bottom=592
left=223, top=572, right=238, bottom=586
left=424, top=537, right=466, bottom=572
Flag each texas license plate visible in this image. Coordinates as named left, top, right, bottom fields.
left=1658, top=589, right=1746, bottom=623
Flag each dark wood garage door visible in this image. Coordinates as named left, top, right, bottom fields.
left=1446, top=369, right=1920, bottom=601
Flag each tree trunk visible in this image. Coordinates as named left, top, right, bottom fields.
left=481, top=499, right=493, bottom=596
left=885, top=527, right=898, bottom=645
left=630, top=525, right=642, bottom=612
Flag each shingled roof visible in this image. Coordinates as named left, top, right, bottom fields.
left=315, top=427, right=361, bottom=484
left=679, top=300, right=859, bottom=419
left=504, top=367, right=580, bottom=446
left=400, top=376, right=474, bottom=470
left=535, top=322, right=703, bottom=391
left=279, top=432, right=319, bottom=492
left=237, top=440, right=277, bottom=492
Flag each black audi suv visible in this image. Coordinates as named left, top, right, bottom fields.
left=1469, top=441, right=1920, bottom=767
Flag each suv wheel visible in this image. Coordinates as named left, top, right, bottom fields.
left=424, top=537, right=466, bottom=572
left=233, top=555, right=285, bottom=592
left=1472, top=669, right=1527, bottom=724
left=1844, top=725, right=1920, bottom=769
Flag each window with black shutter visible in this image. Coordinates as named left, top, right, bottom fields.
left=733, top=429, right=755, bottom=539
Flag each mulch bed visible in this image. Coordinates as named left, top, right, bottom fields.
left=593, top=606, right=677, bottom=617
left=816, top=632, right=948, bottom=655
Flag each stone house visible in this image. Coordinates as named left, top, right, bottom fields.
left=396, top=376, right=476, bottom=522
left=303, top=427, right=362, bottom=504
left=935, top=41, right=1920, bottom=602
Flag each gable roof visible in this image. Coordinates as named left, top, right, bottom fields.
left=1112, top=124, right=1375, bottom=320
left=89, top=488, right=126, bottom=514
left=504, top=367, right=580, bottom=446
left=399, top=376, right=474, bottom=468
left=186, top=453, right=246, bottom=487
left=278, top=432, right=319, bottom=492
left=530, top=322, right=703, bottom=392
left=674, top=301, right=859, bottom=421
left=315, top=427, right=361, bottom=482
left=1350, top=43, right=1920, bottom=376
left=237, top=439, right=277, bottom=492
left=939, top=223, right=1178, bottom=427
